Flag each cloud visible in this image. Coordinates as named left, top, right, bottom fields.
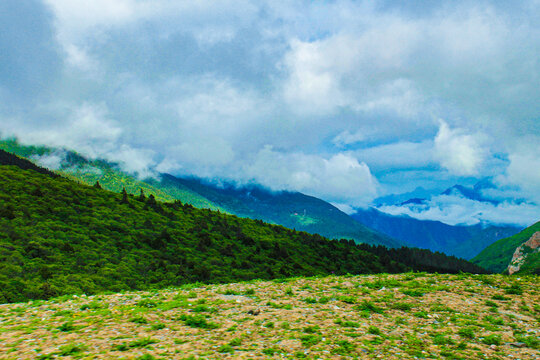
left=281, top=32, right=425, bottom=117
left=332, top=203, right=357, bottom=215
left=30, top=152, right=65, bottom=170
left=0, top=0, right=539, bottom=218
left=497, top=139, right=540, bottom=203
left=434, top=120, right=488, bottom=176
left=239, top=147, right=378, bottom=207
left=22, top=103, right=122, bottom=158
left=378, top=194, right=539, bottom=227
left=354, top=140, right=435, bottom=171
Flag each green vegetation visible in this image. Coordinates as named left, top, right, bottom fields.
left=0, top=273, right=538, bottom=359
left=0, top=137, right=220, bottom=208
left=473, top=221, right=540, bottom=273
left=0, top=150, right=488, bottom=303
left=0, top=137, right=398, bottom=247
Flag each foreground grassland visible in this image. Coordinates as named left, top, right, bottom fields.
left=0, top=273, right=538, bottom=359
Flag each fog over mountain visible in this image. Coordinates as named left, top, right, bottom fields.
left=1, top=1, right=539, bottom=225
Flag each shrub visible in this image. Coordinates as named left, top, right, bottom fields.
left=58, top=343, right=87, bottom=356
left=300, top=335, right=322, bottom=347
left=58, top=322, right=75, bottom=332
left=432, top=335, right=454, bottom=345
left=229, top=338, right=242, bottom=346
left=137, top=299, right=159, bottom=308
left=338, top=295, right=356, bottom=304
left=218, top=344, right=234, bottom=353
left=401, top=289, right=424, bottom=297
left=458, top=327, right=475, bottom=339
left=482, top=334, right=501, bottom=345
left=130, top=316, right=148, bottom=324
left=331, top=340, right=356, bottom=355
left=392, top=302, right=413, bottom=311
left=354, top=300, right=384, bottom=314
left=515, top=335, right=539, bottom=349
left=367, top=325, right=381, bottom=335
left=128, top=337, right=158, bottom=349
left=80, top=301, right=103, bottom=310
left=179, top=314, right=219, bottom=329
left=243, top=288, right=255, bottom=295
left=151, top=323, right=166, bottom=330
left=505, top=284, right=523, bottom=295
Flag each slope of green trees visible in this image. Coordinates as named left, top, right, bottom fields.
left=0, top=151, right=488, bottom=303
left=161, top=175, right=401, bottom=248
left=472, top=221, right=540, bottom=273
left=0, top=138, right=399, bottom=248
left=0, top=138, right=220, bottom=208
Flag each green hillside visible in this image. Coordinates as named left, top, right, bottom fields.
left=0, top=138, right=399, bottom=247
left=0, top=138, right=220, bottom=208
left=0, top=150, right=487, bottom=303
left=472, top=221, right=540, bottom=273
left=160, top=175, right=401, bottom=248
left=518, top=251, right=540, bottom=275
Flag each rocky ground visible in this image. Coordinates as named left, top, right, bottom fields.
left=0, top=273, right=538, bottom=359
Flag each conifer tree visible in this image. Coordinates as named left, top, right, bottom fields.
left=93, top=181, right=102, bottom=189
left=147, top=194, right=157, bottom=207
left=121, top=187, right=129, bottom=204
left=138, top=188, right=146, bottom=202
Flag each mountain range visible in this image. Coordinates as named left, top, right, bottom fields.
left=351, top=207, right=520, bottom=259
left=0, top=138, right=533, bottom=264
left=0, top=149, right=488, bottom=302
left=0, top=138, right=400, bottom=248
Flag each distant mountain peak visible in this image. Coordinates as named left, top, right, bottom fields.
left=400, top=198, right=427, bottom=206
left=441, top=183, right=499, bottom=205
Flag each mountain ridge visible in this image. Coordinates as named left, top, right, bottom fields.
left=0, top=138, right=401, bottom=248
left=0, top=149, right=488, bottom=302
left=473, top=221, right=540, bottom=273
left=351, top=207, right=521, bottom=259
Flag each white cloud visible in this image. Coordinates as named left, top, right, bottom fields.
left=64, top=44, right=99, bottom=73
left=44, top=0, right=258, bottom=47
left=497, top=139, right=540, bottom=203
left=170, top=138, right=235, bottom=169
left=240, top=147, right=378, bottom=206
left=30, top=151, right=65, bottom=170
left=106, top=145, right=156, bottom=179
left=434, top=120, right=488, bottom=176
left=332, top=202, right=357, bottom=215
left=378, top=194, right=539, bottom=227
left=5, top=103, right=121, bottom=158
left=333, top=130, right=369, bottom=147
left=0, top=0, right=538, bottom=219
left=354, top=140, right=435, bottom=170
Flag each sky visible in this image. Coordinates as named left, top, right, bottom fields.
left=0, top=0, right=539, bottom=226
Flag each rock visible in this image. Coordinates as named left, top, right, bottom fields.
left=247, top=308, right=260, bottom=316
left=489, top=344, right=498, bottom=350
left=278, top=339, right=302, bottom=352
left=507, top=231, right=540, bottom=274
left=509, top=342, right=526, bottom=348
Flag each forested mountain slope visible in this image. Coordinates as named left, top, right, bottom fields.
left=473, top=221, right=540, bottom=273
left=351, top=207, right=520, bottom=259
left=0, top=151, right=488, bottom=303
left=0, top=138, right=400, bottom=248
left=0, top=138, right=220, bottom=208
left=160, top=174, right=401, bottom=248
